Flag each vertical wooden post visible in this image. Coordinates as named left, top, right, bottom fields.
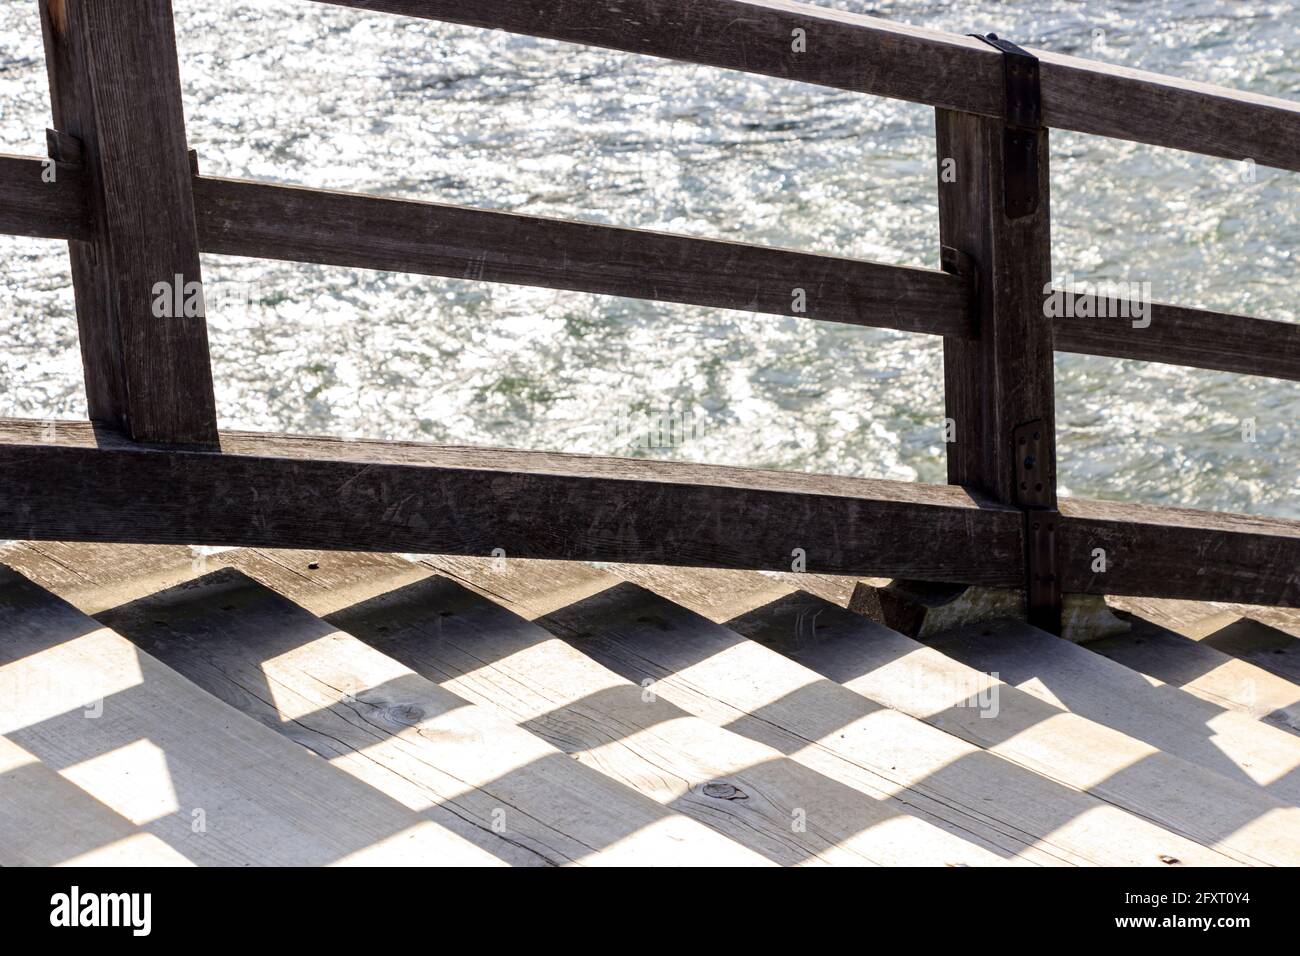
left=40, top=0, right=219, bottom=447
left=936, top=107, right=1060, bottom=631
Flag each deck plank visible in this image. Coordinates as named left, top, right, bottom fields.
left=913, top=621, right=1300, bottom=805
left=721, top=590, right=1300, bottom=866
left=96, top=568, right=767, bottom=866
left=388, top=557, right=1245, bottom=866
left=328, top=573, right=1027, bottom=866
left=532, top=580, right=1246, bottom=867
left=1108, top=597, right=1300, bottom=683
left=1086, top=618, right=1300, bottom=735
left=0, top=566, right=516, bottom=866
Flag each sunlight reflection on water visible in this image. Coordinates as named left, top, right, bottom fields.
left=0, top=0, right=1295, bottom=516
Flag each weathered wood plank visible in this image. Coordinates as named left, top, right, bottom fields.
left=39, top=0, right=219, bottom=446
left=0, top=736, right=191, bottom=865
left=1085, top=619, right=1300, bottom=736
left=0, top=153, right=91, bottom=241
left=1110, top=596, right=1300, bottom=645
left=915, top=621, right=1300, bottom=805
left=1059, top=498, right=1300, bottom=606
left=97, top=568, right=764, bottom=865
left=3, top=420, right=1296, bottom=606
left=936, top=109, right=1056, bottom=505
left=1197, top=619, right=1300, bottom=685
left=726, top=591, right=1300, bottom=865
left=0, top=419, right=1026, bottom=586
left=192, top=175, right=973, bottom=338
left=0, top=567, right=513, bottom=865
left=10, top=160, right=1300, bottom=380
left=433, top=562, right=1238, bottom=866
left=1053, top=296, right=1300, bottom=382
left=328, top=573, right=1025, bottom=865
left=0, top=540, right=429, bottom=620
left=937, top=105, right=1058, bottom=629
left=319, top=0, right=1300, bottom=171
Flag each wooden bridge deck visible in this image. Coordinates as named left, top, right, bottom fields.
left=1, top=540, right=1297, bottom=866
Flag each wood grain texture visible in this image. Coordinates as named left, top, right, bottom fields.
left=328, top=574, right=1018, bottom=865
left=1197, top=619, right=1300, bottom=685
left=98, top=568, right=766, bottom=865
left=1053, top=296, right=1300, bottom=382
left=916, top=621, right=1300, bottom=805
left=727, top=592, right=1300, bottom=865
left=38, top=0, right=219, bottom=446
left=0, top=540, right=429, bottom=618
left=192, top=175, right=973, bottom=338
left=1075, top=620, right=1300, bottom=736
left=319, top=0, right=1300, bottom=171
left=0, top=418, right=1026, bottom=586
left=9, top=161, right=1298, bottom=379
left=0, top=153, right=91, bottom=241
left=1059, top=497, right=1300, bottom=607
left=0, top=567, right=511, bottom=865
left=536, top=582, right=1247, bottom=866
left=936, top=109, right=1056, bottom=505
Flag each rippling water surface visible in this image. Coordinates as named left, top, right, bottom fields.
left=1, top=0, right=1296, bottom=515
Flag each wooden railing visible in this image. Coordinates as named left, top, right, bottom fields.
left=1, top=0, right=1297, bottom=626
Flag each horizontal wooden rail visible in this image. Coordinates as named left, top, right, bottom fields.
left=1053, top=295, right=1300, bottom=382
left=2, top=417, right=1296, bottom=607
left=0, top=154, right=91, bottom=241
left=0, top=155, right=970, bottom=337
left=321, top=0, right=1300, bottom=172
left=0, top=418, right=1023, bottom=585
left=1060, top=498, right=1300, bottom=606
left=6, top=154, right=1297, bottom=378
left=192, top=175, right=973, bottom=337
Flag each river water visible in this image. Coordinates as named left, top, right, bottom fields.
left=1, top=0, right=1295, bottom=516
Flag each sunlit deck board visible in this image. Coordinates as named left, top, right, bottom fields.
left=4, top=540, right=1300, bottom=867
left=1108, top=596, right=1300, bottom=684
left=4, top=542, right=1018, bottom=865
left=910, top=622, right=1300, bottom=802
left=531, top=583, right=1250, bottom=867
left=326, top=574, right=1021, bottom=867
left=94, top=567, right=769, bottom=866
left=600, top=563, right=1300, bottom=736
left=1, top=540, right=429, bottom=617
left=0, top=736, right=190, bottom=866
left=393, top=559, right=1239, bottom=866
left=1083, top=620, right=1300, bottom=734
left=719, top=592, right=1300, bottom=866
left=0, top=567, right=521, bottom=866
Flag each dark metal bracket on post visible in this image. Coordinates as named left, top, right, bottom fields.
left=1014, top=420, right=1061, bottom=632
left=970, top=33, right=1042, bottom=219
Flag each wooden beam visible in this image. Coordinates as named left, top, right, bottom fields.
left=318, top=0, right=1300, bottom=172
left=0, top=418, right=1024, bottom=586
left=1053, top=295, right=1300, bottom=382
left=12, top=156, right=1299, bottom=379
left=0, top=566, right=512, bottom=866
left=191, top=175, right=973, bottom=338
left=936, top=105, right=1059, bottom=630
left=936, top=110, right=1056, bottom=503
left=0, top=153, right=91, bottom=241
left=39, top=0, right=219, bottom=446
left=1059, top=498, right=1300, bottom=606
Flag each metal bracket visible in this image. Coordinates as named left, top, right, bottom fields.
left=970, top=33, right=1042, bottom=219
left=1013, top=419, right=1053, bottom=508
left=1024, top=510, right=1061, bottom=633
left=1014, top=419, right=1060, bottom=632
